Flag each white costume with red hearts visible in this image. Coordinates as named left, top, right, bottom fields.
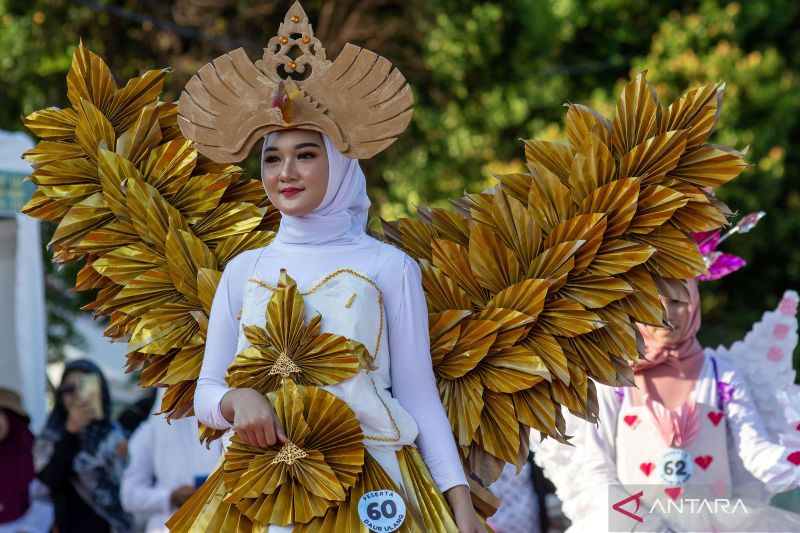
left=535, top=291, right=800, bottom=532
left=614, top=372, right=731, bottom=505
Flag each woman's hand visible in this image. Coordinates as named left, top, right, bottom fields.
left=221, top=388, right=287, bottom=448
left=65, top=397, right=96, bottom=434
left=445, top=484, right=485, bottom=533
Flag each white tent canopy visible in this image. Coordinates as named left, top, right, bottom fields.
left=0, top=130, right=47, bottom=432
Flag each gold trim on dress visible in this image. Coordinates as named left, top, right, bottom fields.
left=248, top=269, right=400, bottom=442
left=249, top=267, right=384, bottom=360
left=363, top=375, right=402, bottom=443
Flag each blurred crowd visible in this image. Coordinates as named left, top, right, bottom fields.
left=0, top=359, right=221, bottom=533
left=0, top=358, right=559, bottom=533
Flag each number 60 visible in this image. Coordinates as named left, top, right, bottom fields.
left=367, top=500, right=398, bottom=520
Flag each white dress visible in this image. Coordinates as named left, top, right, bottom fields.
left=487, top=462, right=540, bottom=533
left=190, top=233, right=467, bottom=530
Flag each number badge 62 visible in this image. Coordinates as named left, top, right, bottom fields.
left=658, top=448, right=693, bottom=486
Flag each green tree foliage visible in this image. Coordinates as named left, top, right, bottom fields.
left=2, top=0, right=798, bottom=361
left=629, top=1, right=800, bottom=351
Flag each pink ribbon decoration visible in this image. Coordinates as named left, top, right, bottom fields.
left=645, top=395, right=701, bottom=447
left=693, top=230, right=746, bottom=281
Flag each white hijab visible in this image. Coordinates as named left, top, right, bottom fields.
left=262, top=133, right=370, bottom=245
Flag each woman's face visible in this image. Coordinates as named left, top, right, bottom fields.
left=643, top=296, right=692, bottom=343
left=60, top=370, right=86, bottom=411
left=0, top=411, right=8, bottom=442
left=261, top=129, right=328, bottom=217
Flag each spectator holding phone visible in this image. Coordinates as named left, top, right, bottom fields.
left=120, top=389, right=221, bottom=533
left=34, top=360, right=132, bottom=533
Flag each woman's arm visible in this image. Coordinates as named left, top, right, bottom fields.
left=196, top=252, right=286, bottom=447
left=385, top=257, right=468, bottom=492
left=574, top=386, right=625, bottom=504
left=723, top=364, right=799, bottom=491
left=120, top=420, right=172, bottom=515
left=36, top=431, right=81, bottom=490
left=385, top=256, right=480, bottom=530
left=14, top=480, right=54, bottom=533
left=195, top=266, right=240, bottom=430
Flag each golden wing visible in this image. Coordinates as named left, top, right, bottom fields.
left=177, top=47, right=283, bottom=163
left=304, top=43, right=414, bottom=158
left=21, top=43, right=280, bottom=418
left=383, top=72, right=746, bottom=483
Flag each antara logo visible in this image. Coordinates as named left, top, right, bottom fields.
left=612, top=490, right=644, bottom=523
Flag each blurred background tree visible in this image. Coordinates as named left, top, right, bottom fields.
left=1, top=0, right=797, bottom=364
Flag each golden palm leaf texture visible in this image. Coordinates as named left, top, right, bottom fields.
left=21, top=44, right=745, bottom=487
left=21, top=43, right=280, bottom=418
left=382, top=72, right=746, bottom=483
left=199, top=270, right=366, bottom=444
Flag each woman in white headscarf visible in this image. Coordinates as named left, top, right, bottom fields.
left=193, top=129, right=483, bottom=531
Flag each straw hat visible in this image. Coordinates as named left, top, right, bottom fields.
left=0, top=388, right=27, bottom=418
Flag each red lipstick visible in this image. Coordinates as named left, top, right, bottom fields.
left=280, top=187, right=303, bottom=197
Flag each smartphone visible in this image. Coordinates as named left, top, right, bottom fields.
left=78, top=373, right=103, bottom=420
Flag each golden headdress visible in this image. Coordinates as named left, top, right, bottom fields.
left=177, top=1, right=413, bottom=162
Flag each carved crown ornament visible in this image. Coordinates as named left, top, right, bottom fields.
left=177, top=1, right=413, bottom=162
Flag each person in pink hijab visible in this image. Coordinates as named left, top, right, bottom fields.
left=632, top=279, right=705, bottom=411
left=534, top=252, right=800, bottom=531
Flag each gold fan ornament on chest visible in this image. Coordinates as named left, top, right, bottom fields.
left=201, top=269, right=371, bottom=444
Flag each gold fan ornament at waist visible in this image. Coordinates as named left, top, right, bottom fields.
left=223, top=380, right=365, bottom=526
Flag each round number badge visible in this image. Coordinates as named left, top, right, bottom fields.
left=657, top=448, right=693, bottom=485
left=357, top=490, right=406, bottom=532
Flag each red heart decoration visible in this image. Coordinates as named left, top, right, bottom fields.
left=707, top=411, right=724, bottom=426
left=788, top=451, right=800, bottom=466
left=695, top=455, right=714, bottom=470
left=640, top=462, right=655, bottom=477
left=795, top=423, right=800, bottom=431
left=665, top=487, right=682, bottom=501
left=779, top=298, right=798, bottom=316
left=624, top=415, right=638, bottom=427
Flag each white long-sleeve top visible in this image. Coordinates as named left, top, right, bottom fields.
left=120, top=415, right=221, bottom=533
left=195, top=234, right=468, bottom=492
